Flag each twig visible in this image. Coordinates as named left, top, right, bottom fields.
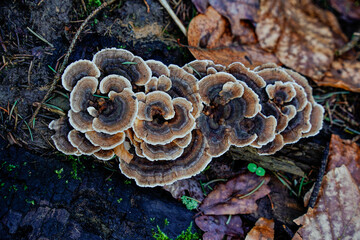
left=158, top=0, right=186, bottom=36
left=308, top=140, right=330, bottom=208
left=143, top=0, right=150, bottom=13
left=27, top=60, right=33, bottom=86
left=27, top=27, right=54, bottom=48
left=28, top=0, right=117, bottom=127
left=337, top=32, right=360, bottom=56
left=0, top=31, right=7, bottom=52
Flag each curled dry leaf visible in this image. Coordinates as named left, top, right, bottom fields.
left=320, top=60, right=360, bottom=92
left=163, top=178, right=205, bottom=202
left=327, top=134, right=360, bottom=185
left=330, top=0, right=360, bottom=20
left=294, top=165, right=360, bottom=239
left=208, top=0, right=259, bottom=36
left=191, top=0, right=209, bottom=13
left=256, top=0, right=347, bottom=80
left=199, top=172, right=271, bottom=215
left=245, top=217, right=274, bottom=240
left=195, top=215, right=245, bottom=240
left=187, top=7, right=279, bottom=68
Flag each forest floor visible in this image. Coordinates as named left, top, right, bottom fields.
left=0, top=0, right=359, bottom=239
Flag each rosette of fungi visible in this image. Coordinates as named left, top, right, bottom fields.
left=51, top=53, right=141, bottom=160
left=197, top=71, right=277, bottom=157
left=131, top=90, right=195, bottom=160
left=182, top=60, right=225, bottom=79
left=249, top=63, right=324, bottom=154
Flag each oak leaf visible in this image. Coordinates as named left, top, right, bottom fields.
left=199, top=172, right=271, bottom=215
left=208, top=0, right=259, bottom=36
left=195, top=215, right=245, bottom=240
left=256, top=0, right=347, bottom=80
left=294, top=165, right=360, bottom=239
left=327, top=134, right=360, bottom=185
left=245, top=217, right=274, bottom=240
left=187, top=7, right=279, bottom=68
left=320, top=60, right=360, bottom=92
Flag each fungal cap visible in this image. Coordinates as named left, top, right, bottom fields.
left=49, top=117, right=78, bottom=155
left=99, top=74, right=132, bottom=94
left=93, top=48, right=151, bottom=86
left=119, top=129, right=212, bottom=187
left=141, top=141, right=184, bottom=161
left=93, top=149, right=115, bottom=161
left=69, top=77, right=98, bottom=113
left=198, top=72, right=238, bottom=105
left=85, top=131, right=125, bottom=150
left=62, top=60, right=100, bottom=91
left=68, top=109, right=94, bottom=133
left=137, top=91, right=175, bottom=121
left=92, top=89, right=138, bottom=134
left=68, top=130, right=101, bottom=155
left=133, top=97, right=195, bottom=145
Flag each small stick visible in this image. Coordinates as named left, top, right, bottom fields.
left=0, top=32, right=7, bottom=52
left=158, top=0, right=186, bottom=36
left=308, top=140, right=330, bottom=208
left=28, top=60, right=34, bottom=86
left=27, top=27, right=54, bottom=48
left=28, top=0, right=117, bottom=127
left=143, top=0, right=150, bottom=13
left=337, top=32, right=360, bottom=56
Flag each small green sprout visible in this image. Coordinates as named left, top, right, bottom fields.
left=117, top=198, right=123, bottom=203
left=25, top=199, right=35, bottom=205
left=247, top=163, right=266, bottom=176
left=181, top=196, right=200, bottom=210
left=124, top=180, right=132, bottom=184
left=55, top=168, right=64, bottom=179
left=121, top=61, right=138, bottom=65
left=6, top=164, right=16, bottom=172
left=164, top=218, right=169, bottom=226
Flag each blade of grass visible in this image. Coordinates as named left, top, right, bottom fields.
left=17, top=114, right=33, bottom=141
left=9, top=100, right=18, bottom=121
left=273, top=172, right=298, bottom=197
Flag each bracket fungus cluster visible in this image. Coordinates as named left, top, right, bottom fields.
left=49, top=48, right=324, bottom=187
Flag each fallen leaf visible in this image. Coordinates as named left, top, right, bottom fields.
left=192, top=0, right=209, bottom=13
left=208, top=0, right=259, bottom=36
left=256, top=0, right=347, bottom=80
left=163, top=178, right=205, bottom=202
left=327, top=134, right=360, bottom=185
left=187, top=7, right=280, bottom=68
left=319, top=60, right=360, bottom=92
left=199, top=172, right=271, bottom=215
left=245, top=217, right=274, bottom=240
left=294, top=165, right=360, bottom=239
left=330, top=0, right=360, bottom=20
left=195, top=215, right=245, bottom=240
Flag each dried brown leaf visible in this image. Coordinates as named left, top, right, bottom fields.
left=294, top=165, right=360, bottom=239
left=192, top=0, right=209, bottom=13
left=199, top=172, right=270, bottom=215
left=330, top=0, right=360, bottom=20
left=245, top=217, right=274, bottom=240
left=195, top=215, right=245, bottom=240
left=208, top=0, right=259, bottom=36
left=319, top=60, right=360, bottom=92
left=163, top=178, right=205, bottom=202
left=256, top=0, right=347, bottom=80
left=188, top=7, right=279, bottom=68
left=327, top=134, right=360, bottom=185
